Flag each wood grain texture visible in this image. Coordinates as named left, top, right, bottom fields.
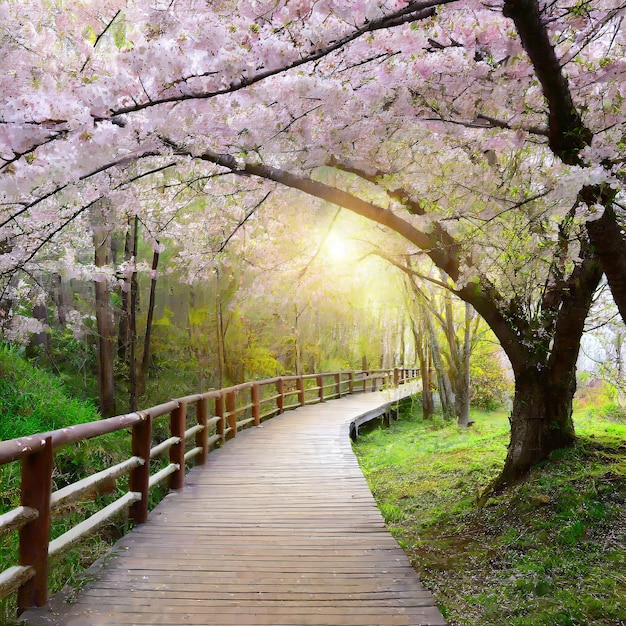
left=22, top=389, right=445, bottom=626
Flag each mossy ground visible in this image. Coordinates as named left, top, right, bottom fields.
left=353, top=398, right=626, bottom=626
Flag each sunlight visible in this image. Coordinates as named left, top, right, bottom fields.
left=325, top=230, right=350, bottom=262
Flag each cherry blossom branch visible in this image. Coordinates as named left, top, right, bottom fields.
left=1, top=129, right=69, bottom=174
left=80, top=9, right=122, bottom=73
left=503, top=0, right=592, bottom=164
left=108, top=1, right=447, bottom=119
left=214, top=190, right=272, bottom=257
left=0, top=152, right=163, bottom=230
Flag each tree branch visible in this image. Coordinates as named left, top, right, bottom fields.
left=503, top=0, right=592, bottom=164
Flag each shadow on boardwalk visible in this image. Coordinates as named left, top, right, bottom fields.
left=22, top=390, right=446, bottom=626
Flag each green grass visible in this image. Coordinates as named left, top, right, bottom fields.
left=0, top=343, right=130, bottom=623
left=0, top=342, right=99, bottom=439
left=353, top=400, right=626, bottom=626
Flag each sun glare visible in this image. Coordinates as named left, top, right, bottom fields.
left=325, top=231, right=350, bottom=262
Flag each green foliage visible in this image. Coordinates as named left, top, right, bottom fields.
left=45, top=327, right=98, bottom=401
left=470, top=350, right=512, bottom=410
left=0, top=342, right=99, bottom=439
left=0, top=344, right=131, bottom=623
left=353, top=403, right=626, bottom=625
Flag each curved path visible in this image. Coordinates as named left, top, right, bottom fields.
left=23, top=390, right=446, bottom=626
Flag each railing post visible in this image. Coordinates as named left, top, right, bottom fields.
left=297, top=376, right=305, bottom=407
left=170, top=402, right=186, bottom=490
left=363, top=371, right=367, bottom=393
left=130, top=414, right=152, bottom=525
left=394, top=368, right=400, bottom=386
left=226, top=391, right=237, bottom=440
left=276, top=378, right=285, bottom=414
left=334, top=373, right=341, bottom=398
left=348, top=371, right=354, bottom=395
left=196, top=398, right=209, bottom=466
left=215, top=394, right=225, bottom=444
left=316, top=375, right=324, bottom=402
left=252, top=383, right=261, bottom=426
left=18, top=436, right=53, bottom=613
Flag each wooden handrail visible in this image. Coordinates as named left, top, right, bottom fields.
left=0, top=366, right=419, bottom=615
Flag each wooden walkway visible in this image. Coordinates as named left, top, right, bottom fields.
left=22, top=390, right=445, bottom=626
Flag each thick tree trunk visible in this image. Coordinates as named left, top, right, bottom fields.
left=499, top=365, right=576, bottom=486
left=586, top=205, right=626, bottom=325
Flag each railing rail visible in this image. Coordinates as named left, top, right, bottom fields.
left=0, top=366, right=419, bottom=615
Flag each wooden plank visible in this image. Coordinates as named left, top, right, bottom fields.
left=50, top=457, right=143, bottom=512
left=0, top=506, right=38, bottom=537
left=0, top=566, right=35, bottom=600
left=48, top=492, right=141, bottom=557
left=21, top=387, right=445, bottom=626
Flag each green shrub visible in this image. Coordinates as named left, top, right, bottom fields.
left=470, top=351, right=512, bottom=411
left=0, top=342, right=99, bottom=440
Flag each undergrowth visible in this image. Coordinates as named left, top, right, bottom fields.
left=353, top=398, right=626, bottom=626
left=0, top=343, right=130, bottom=623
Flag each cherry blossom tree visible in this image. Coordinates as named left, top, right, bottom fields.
left=1, top=0, right=625, bottom=485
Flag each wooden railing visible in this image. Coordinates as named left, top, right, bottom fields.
left=0, top=367, right=419, bottom=615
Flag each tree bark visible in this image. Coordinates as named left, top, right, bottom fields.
left=495, top=241, right=603, bottom=486
left=128, top=219, right=139, bottom=411
left=455, top=303, right=473, bottom=427
left=137, top=244, right=160, bottom=398
left=93, top=226, right=116, bottom=417
left=411, top=316, right=434, bottom=419
left=499, top=366, right=576, bottom=486
left=425, top=313, right=455, bottom=418
left=586, top=204, right=626, bottom=326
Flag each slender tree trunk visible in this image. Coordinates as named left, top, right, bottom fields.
left=425, top=313, right=454, bottom=418
left=128, top=220, right=139, bottom=411
left=411, top=316, right=434, bottom=419
left=215, top=272, right=225, bottom=389
left=30, top=301, right=49, bottom=353
left=93, top=226, right=116, bottom=417
left=294, top=304, right=301, bottom=376
left=51, top=273, right=68, bottom=326
left=117, top=217, right=134, bottom=360
left=137, top=244, right=160, bottom=398
left=455, top=303, right=473, bottom=427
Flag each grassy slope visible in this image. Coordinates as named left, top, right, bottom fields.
left=0, top=342, right=99, bottom=440
left=0, top=343, right=129, bottom=624
left=353, top=400, right=626, bottom=626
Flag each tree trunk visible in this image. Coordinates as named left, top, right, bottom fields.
left=30, top=302, right=49, bottom=353
left=499, top=365, right=576, bottom=487
left=586, top=204, right=626, bottom=325
left=51, top=273, right=68, bottom=326
left=215, top=272, right=225, bottom=389
left=455, top=303, right=473, bottom=427
left=128, top=220, right=139, bottom=411
left=93, top=226, right=116, bottom=417
left=117, top=217, right=134, bottom=361
left=425, top=313, right=455, bottom=418
left=137, top=244, right=160, bottom=398
left=411, top=315, right=434, bottom=419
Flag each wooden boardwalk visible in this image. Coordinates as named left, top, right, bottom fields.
left=23, top=390, right=445, bottom=626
